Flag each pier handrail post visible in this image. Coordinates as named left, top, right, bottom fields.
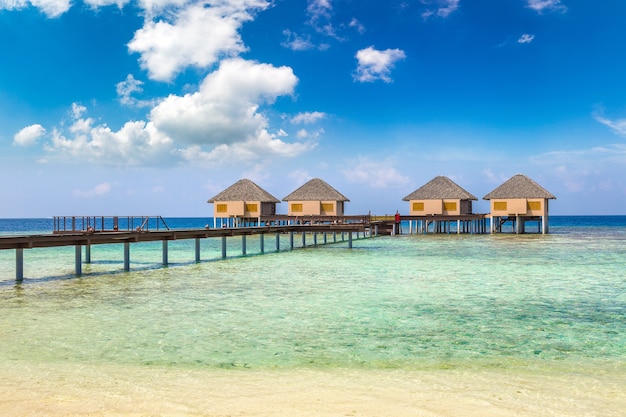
left=162, top=240, right=168, bottom=265
left=260, top=233, right=265, bottom=254
left=123, top=242, right=130, bottom=271
left=75, top=244, right=82, bottom=276
left=16, top=248, right=24, bottom=282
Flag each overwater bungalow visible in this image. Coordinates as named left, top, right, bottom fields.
left=483, top=174, right=556, bottom=234
left=402, top=176, right=477, bottom=215
left=282, top=178, right=350, bottom=216
left=207, top=179, right=280, bottom=228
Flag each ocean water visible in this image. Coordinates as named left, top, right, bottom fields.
left=0, top=216, right=625, bottom=416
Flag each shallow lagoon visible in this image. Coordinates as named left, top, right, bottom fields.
left=0, top=217, right=625, bottom=416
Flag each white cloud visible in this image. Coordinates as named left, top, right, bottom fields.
left=45, top=105, right=176, bottom=166
left=83, top=0, right=130, bottom=8
left=518, top=34, right=535, bottom=44
left=307, top=0, right=336, bottom=37
left=128, top=1, right=270, bottom=81
left=291, top=111, right=327, bottom=124
left=595, top=114, right=626, bottom=137
left=73, top=182, right=112, bottom=198
left=150, top=58, right=299, bottom=145
left=295, top=128, right=324, bottom=139
left=342, top=156, right=410, bottom=189
left=421, top=0, right=460, bottom=19
left=349, top=18, right=365, bottom=34
left=14, top=124, right=46, bottom=146
left=0, top=0, right=72, bottom=17
left=526, top=0, right=567, bottom=13
left=354, top=46, right=406, bottom=83
left=116, top=74, right=150, bottom=107
left=281, top=29, right=315, bottom=51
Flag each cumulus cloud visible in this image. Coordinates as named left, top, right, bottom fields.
left=74, top=182, right=112, bottom=198
left=0, top=0, right=72, bottom=17
left=518, top=34, right=535, bottom=44
left=14, top=124, right=46, bottom=146
left=526, top=0, right=567, bottom=13
left=150, top=58, right=299, bottom=145
left=421, top=0, right=460, bottom=19
left=116, top=74, right=156, bottom=108
left=595, top=114, right=626, bottom=137
left=291, top=111, right=326, bottom=124
left=354, top=46, right=406, bottom=83
left=128, top=1, right=270, bottom=81
left=46, top=111, right=176, bottom=167
left=342, top=156, right=410, bottom=189
left=44, top=57, right=315, bottom=168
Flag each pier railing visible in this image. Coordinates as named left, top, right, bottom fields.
left=53, top=216, right=170, bottom=234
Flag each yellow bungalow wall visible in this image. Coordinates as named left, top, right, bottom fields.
left=490, top=198, right=548, bottom=216
left=213, top=200, right=277, bottom=218
left=288, top=200, right=345, bottom=216
left=408, top=199, right=472, bottom=216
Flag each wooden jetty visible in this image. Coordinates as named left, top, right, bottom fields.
left=1, top=215, right=373, bottom=283
left=371, top=214, right=489, bottom=235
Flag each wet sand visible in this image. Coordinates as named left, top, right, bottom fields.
left=1, top=363, right=624, bottom=416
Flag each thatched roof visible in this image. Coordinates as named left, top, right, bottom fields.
left=207, top=179, right=280, bottom=203
left=483, top=174, right=556, bottom=200
left=402, top=176, right=477, bottom=201
left=282, top=178, right=350, bottom=202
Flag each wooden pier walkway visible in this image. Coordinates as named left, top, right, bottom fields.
left=1, top=215, right=372, bottom=283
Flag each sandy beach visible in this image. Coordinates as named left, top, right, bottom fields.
left=1, top=363, right=625, bottom=417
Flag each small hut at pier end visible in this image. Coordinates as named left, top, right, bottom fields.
left=402, top=176, right=477, bottom=216
left=207, top=179, right=280, bottom=228
left=282, top=178, right=350, bottom=217
left=483, top=174, right=556, bottom=234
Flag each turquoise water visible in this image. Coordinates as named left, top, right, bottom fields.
left=1, top=217, right=625, bottom=374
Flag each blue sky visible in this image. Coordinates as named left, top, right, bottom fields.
left=2, top=0, right=626, bottom=217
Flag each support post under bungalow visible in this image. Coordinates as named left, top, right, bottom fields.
left=260, top=233, right=265, bottom=254
left=16, top=248, right=24, bottom=282
left=348, top=232, right=353, bottom=249
left=275, top=233, right=280, bottom=252
left=162, top=240, right=168, bottom=265
left=195, top=238, right=201, bottom=262
left=85, top=244, right=91, bottom=264
left=123, top=242, right=130, bottom=271
left=242, top=235, right=247, bottom=255
left=290, top=231, right=294, bottom=250
left=302, top=232, right=306, bottom=247
left=75, top=244, right=82, bottom=276
left=221, top=236, right=227, bottom=259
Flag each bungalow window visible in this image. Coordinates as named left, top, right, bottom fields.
left=444, top=202, right=457, bottom=211
left=412, top=202, right=424, bottom=212
left=494, top=201, right=507, bottom=211
left=216, top=204, right=228, bottom=213
left=291, top=203, right=303, bottom=213
left=527, top=201, right=541, bottom=211
left=245, top=203, right=258, bottom=213
left=321, top=203, right=334, bottom=212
